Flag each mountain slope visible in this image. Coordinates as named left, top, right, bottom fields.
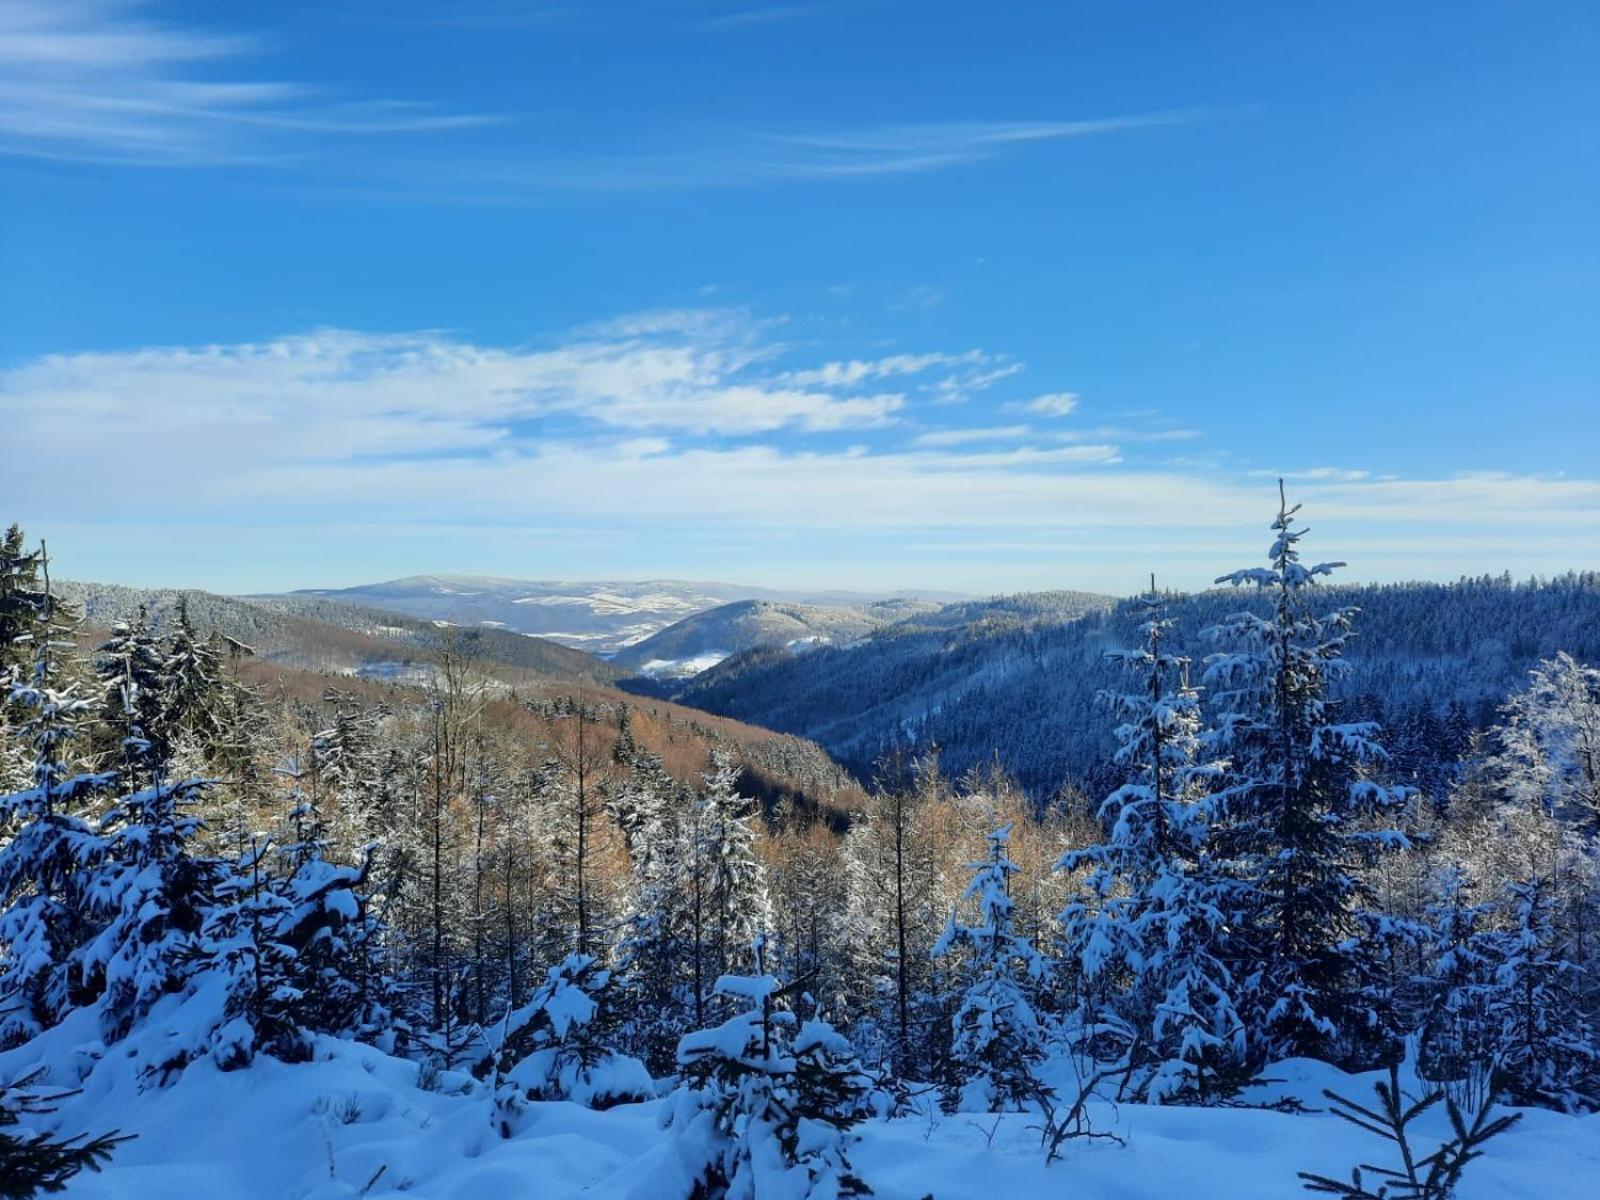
left=57, top=580, right=621, bottom=687
left=610, top=597, right=943, bottom=678
left=671, top=574, right=1600, bottom=797
left=269, top=575, right=971, bottom=654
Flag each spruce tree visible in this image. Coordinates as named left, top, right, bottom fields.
left=276, top=846, right=396, bottom=1046
left=1416, top=865, right=1500, bottom=1098
left=934, top=824, right=1047, bottom=1112
left=157, top=600, right=228, bottom=764
left=0, top=550, right=110, bottom=1047
left=1058, top=582, right=1246, bottom=1101
left=93, top=609, right=167, bottom=785
left=1490, top=875, right=1598, bottom=1110
left=194, top=838, right=306, bottom=1069
left=696, top=751, right=771, bottom=1015
left=312, top=690, right=384, bottom=855
left=666, top=936, right=871, bottom=1200
left=475, top=953, right=650, bottom=1110
left=615, top=754, right=698, bottom=1074
left=0, top=1068, right=126, bottom=1198
left=1204, top=484, right=1410, bottom=1062
left=0, top=526, right=53, bottom=693
left=1489, top=653, right=1600, bottom=835
left=81, top=775, right=217, bottom=1041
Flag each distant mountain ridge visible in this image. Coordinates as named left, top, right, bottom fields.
left=56, top=580, right=621, bottom=687
left=267, top=574, right=971, bottom=654
left=610, top=597, right=947, bottom=679
left=666, top=574, right=1600, bottom=798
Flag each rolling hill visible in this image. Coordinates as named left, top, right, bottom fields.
left=269, top=575, right=970, bottom=654
left=57, top=580, right=623, bottom=688
left=667, top=574, right=1600, bottom=798
left=609, top=597, right=944, bottom=679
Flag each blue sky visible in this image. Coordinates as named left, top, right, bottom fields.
left=2, top=0, right=1596, bottom=595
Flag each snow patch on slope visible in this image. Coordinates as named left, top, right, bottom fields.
left=638, top=651, right=731, bottom=679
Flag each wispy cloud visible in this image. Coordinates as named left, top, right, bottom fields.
left=1012, top=392, right=1080, bottom=417
left=1249, top=466, right=1372, bottom=482
left=2, top=310, right=928, bottom=441
left=700, top=4, right=833, bottom=30
left=0, top=0, right=494, bottom=165
left=912, top=425, right=1032, bottom=447
left=761, top=112, right=1211, bottom=178
left=0, top=3, right=1218, bottom=190
left=1057, top=425, right=1201, bottom=444
left=409, top=111, right=1218, bottom=198
left=9, top=313, right=1599, bottom=593
left=781, top=351, right=988, bottom=389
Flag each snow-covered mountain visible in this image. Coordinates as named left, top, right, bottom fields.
left=269, top=575, right=969, bottom=655
left=610, top=597, right=944, bottom=679
left=667, top=575, right=1600, bottom=796
left=57, top=579, right=624, bottom=687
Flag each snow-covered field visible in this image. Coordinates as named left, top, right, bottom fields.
left=14, top=1025, right=1593, bottom=1200
left=638, top=651, right=733, bottom=679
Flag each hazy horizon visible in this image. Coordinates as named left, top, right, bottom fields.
left=40, top=553, right=1597, bottom=604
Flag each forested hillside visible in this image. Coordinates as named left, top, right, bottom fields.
left=59, top=579, right=625, bottom=687
left=3, top=510, right=1597, bottom=1199
left=675, top=572, right=1600, bottom=798
left=610, top=597, right=946, bottom=679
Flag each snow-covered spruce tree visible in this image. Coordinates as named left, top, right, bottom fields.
left=615, top=755, right=699, bottom=1075
left=665, top=936, right=871, bottom=1200
left=475, top=953, right=651, bottom=1119
left=1057, top=583, right=1247, bottom=1102
left=278, top=845, right=397, bottom=1045
left=92, top=608, right=168, bottom=785
left=185, top=833, right=399, bottom=1073
left=700, top=752, right=772, bottom=1001
left=311, top=691, right=384, bottom=857
left=80, top=774, right=218, bottom=1042
left=1489, top=875, right=1598, bottom=1110
left=1415, top=865, right=1502, bottom=1100
left=0, top=1067, right=126, bottom=1197
left=194, top=837, right=307, bottom=1070
left=1203, top=484, right=1411, bottom=1063
left=156, top=599, right=230, bottom=765
left=0, top=554, right=112, bottom=1047
left=268, top=746, right=399, bottom=1046
left=934, top=824, right=1048, bottom=1112
left=1488, top=653, right=1600, bottom=835
left=0, top=526, right=54, bottom=695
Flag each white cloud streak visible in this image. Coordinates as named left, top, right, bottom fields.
left=0, top=3, right=1218, bottom=187
left=1, top=314, right=914, bottom=445
left=0, top=0, right=493, bottom=165
left=1014, top=392, right=1080, bottom=416
left=8, top=316, right=1596, bottom=590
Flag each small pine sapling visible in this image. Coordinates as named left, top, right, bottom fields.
left=1298, top=1063, right=1520, bottom=1200
left=666, top=936, right=872, bottom=1199
left=474, top=953, right=652, bottom=1110
left=0, top=1067, right=129, bottom=1199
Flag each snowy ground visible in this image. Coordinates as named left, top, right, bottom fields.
left=10, top=1024, right=1595, bottom=1199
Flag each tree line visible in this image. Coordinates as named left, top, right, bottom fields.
left=1, top=501, right=1596, bottom=1196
